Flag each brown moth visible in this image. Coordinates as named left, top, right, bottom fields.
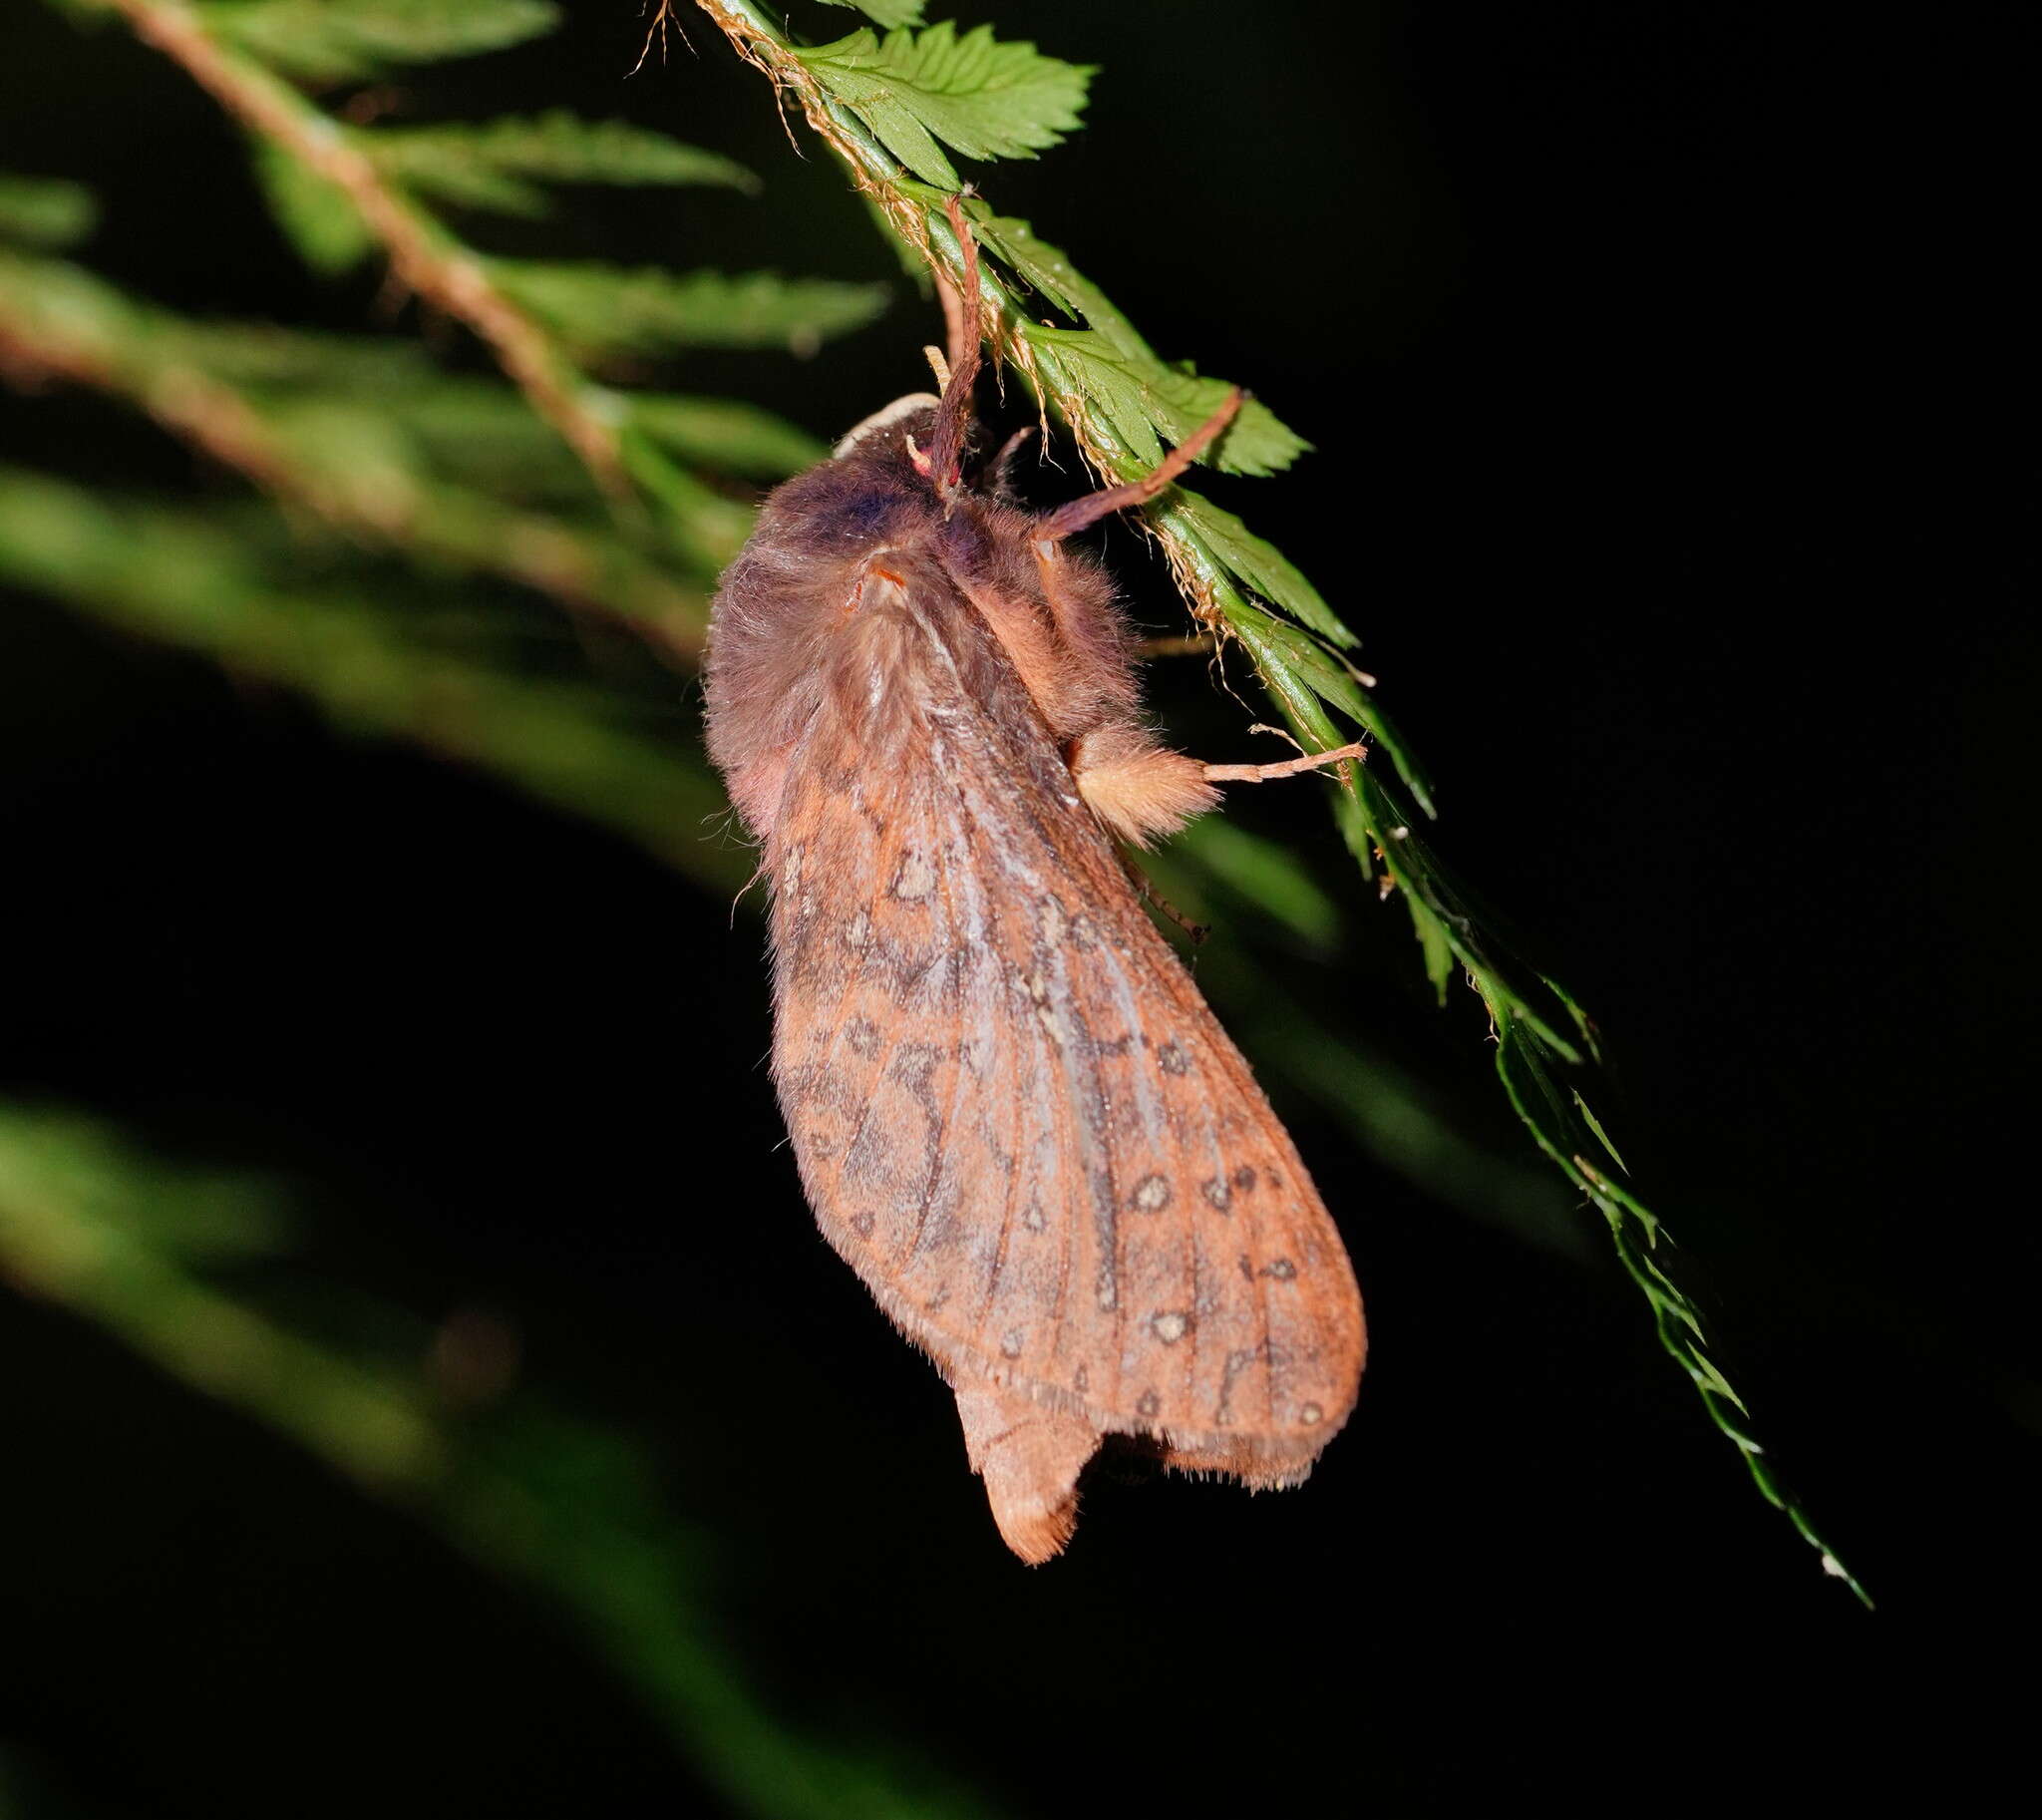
left=703, top=200, right=1366, bottom=1564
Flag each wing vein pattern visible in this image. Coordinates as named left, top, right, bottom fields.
left=767, top=563, right=1361, bottom=1482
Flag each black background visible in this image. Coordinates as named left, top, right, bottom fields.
left=2, top=1, right=2035, bottom=1811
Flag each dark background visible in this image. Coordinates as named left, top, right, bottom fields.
left=2, top=0, right=2035, bottom=1811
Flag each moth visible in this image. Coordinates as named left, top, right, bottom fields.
left=704, top=200, right=1366, bottom=1563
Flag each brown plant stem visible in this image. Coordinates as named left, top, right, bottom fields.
left=100, top=0, right=631, bottom=498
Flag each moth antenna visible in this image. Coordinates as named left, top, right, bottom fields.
left=1037, top=388, right=1245, bottom=541
left=928, top=192, right=983, bottom=496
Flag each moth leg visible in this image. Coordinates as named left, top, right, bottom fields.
left=1036, top=388, right=1245, bottom=541
left=1067, top=724, right=1219, bottom=848
left=1202, top=740, right=1369, bottom=785
left=1115, top=848, right=1209, bottom=945
left=952, top=1383, right=1102, bottom=1566
left=928, top=193, right=983, bottom=495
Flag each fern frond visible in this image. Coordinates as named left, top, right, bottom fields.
left=364, top=113, right=759, bottom=219
left=812, top=0, right=926, bottom=30
left=197, top=0, right=560, bottom=85
left=794, top=20, right=1095, bottom=188
left=491, top=261, right=889, bottom=359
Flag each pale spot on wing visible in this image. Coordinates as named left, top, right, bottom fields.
left=1021, top=1196, right=1047, bottom=1234
left=1157, top=1040, right=1190, bottom=1076
left=1095, top=1269, right=1116, bottom=1311
left=1200, top=1175, right=1232, bottom=1213
left=1023, top=966, right=1074, bottom=1048
left=1000, top=1328, right=1025, bottom=1359
left=1136, top=1390, right=1161, bottom=1419
left=1130, top=1172, right=1172, bottom=1213
left=1152, top=1310, right=1189, bottom=1345
left=1038, top=896, right=1067, bottom=943
left=891, top=851, right=936, bottom=900
left=1299, top=1402, right=1324, bottom=1427
left=1262, top=1257, right=1297, bottom=1280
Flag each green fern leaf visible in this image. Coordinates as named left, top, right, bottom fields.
left=198, top=0, right=560, bottom=85
left=962, top=203, right=1139, bottom=348
left=489, top=262, right=889, bottom=359
left=795, top=22, right=1094, bottom=188
left=249, top=140, right=373, bottom=274
left=1029, top=325, right=1308, bottom=478
left=0, top=175, right=98, bottom=252
left=164, top=324, right=439, bottom=392
left=364, top=113, right=758, bottom=219
left=625, top=396, right=830, bottom=478
left=1159, top=491, right=1355, bottom=647
left=814, top=0, right=927, bottom=27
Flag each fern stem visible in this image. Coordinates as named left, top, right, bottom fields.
left=97, top=0, right=632, bottom=498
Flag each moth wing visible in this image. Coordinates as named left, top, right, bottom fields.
left=768, top=565, right=1363, bottom=1558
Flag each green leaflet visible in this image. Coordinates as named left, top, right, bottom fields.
left=0, top=1108, right=296, bottom=1264
left=961, top=202, right=1145, bottom=351
left=1027, top=325, right=1308, bottom=479
left=164, top=323, right=431, bottom=391
left=362, top=113, right=759, bottom=220
left=916, top=195, right=1345, bottom=652
left=795, top=22, right=1094, bottom=189
left=250, top=139, right=373, bottom=274
left=624, top=395, right=830, bottom=479
left=197, top=0, right=560, bottom=85
left=488, top=262, right=889, bottom=359
left=0, top=174, right=98, bottom=251
left=1159, top=490, right=1353, bottom=646
left=813, top=0, right=927, bottom=27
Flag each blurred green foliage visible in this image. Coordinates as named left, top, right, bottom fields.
left=0, top=1107, right=991, bottom=1819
